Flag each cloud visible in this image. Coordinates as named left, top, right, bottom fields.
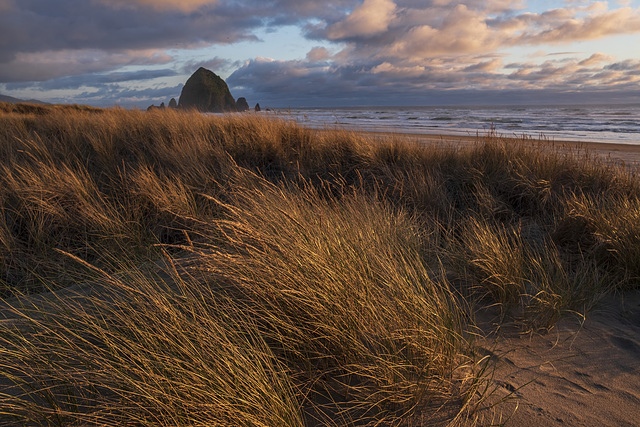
left=314, top=1, right=640, bottom=66
left=389, top=4, right=502, bottom=59
left=326, top=0, right=396, bottom=39
left=510, top=6, right=640, bottom=45
left=227, top=45, right=640, bottom=107
left=67, top=84, right=184, bottom=108
left=0, top=0, right=14, bottom=12
left=0, top=49, right=173, bottom=82
left=579, top=52, right=614, bottom=66
left=180, top=57, right=238, bottom=75
left=605, top=59, right=640, bottom=71
left=306, top=47, right=332, bottom=62
left=371, top=62, right=424, bottom=77
left=463, top=58, right=503, bottom=72
left=4, top=69, right=178, bottom=91
left=227, top=57, right=640, bottom=107
left=3, top=0, right=640, bottom=107
left=96, top=0, right=218, bottom=12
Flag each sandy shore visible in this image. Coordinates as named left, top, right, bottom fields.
left=344, top=129, right=640, bottom=170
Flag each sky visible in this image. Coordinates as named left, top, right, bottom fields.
left=1, top=0, right=640, bottom=108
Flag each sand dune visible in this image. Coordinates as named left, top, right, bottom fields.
left=3, top=125, right=639, bottom=425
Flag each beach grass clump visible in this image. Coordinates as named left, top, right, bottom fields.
left=0, top=172, right=482, bottom=426
left=454, top=216, right=609, bottom=329
left=176, top=171, right=478, bottom=424
left=555, top=193, right=640, bottom=289
left=0, top=259, right=304, bottom=427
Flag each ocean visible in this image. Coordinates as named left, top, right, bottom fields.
left=279, top=104, right=640, bottom=145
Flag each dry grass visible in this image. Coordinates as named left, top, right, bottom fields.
left=1, top=102, right=639, bottom=425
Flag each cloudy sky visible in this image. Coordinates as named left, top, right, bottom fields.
left=1, top=0, right=640, bottom=107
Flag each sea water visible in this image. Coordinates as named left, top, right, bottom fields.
left=279, top=104, right=640, bottom=145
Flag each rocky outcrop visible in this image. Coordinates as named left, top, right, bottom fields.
left=236, top=97, right=250, bottom=112
left=255, top=103, right=261, bottom=112
left=168, top=98, right=178, bottom=109
left=178, top=67, right=237, bottom=113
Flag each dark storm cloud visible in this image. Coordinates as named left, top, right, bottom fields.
left=0, top=0, right=258, bottom=56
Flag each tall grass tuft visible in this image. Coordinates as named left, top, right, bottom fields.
left=0, top=257, right=304, bottom=426
left=176, top=171, right=478, bottom=424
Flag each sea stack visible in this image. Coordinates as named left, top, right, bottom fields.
left=178, top=67, right=237, bottom=112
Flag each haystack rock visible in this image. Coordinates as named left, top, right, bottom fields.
left=178, top=67, right=237, bottom=112
left=236, top=97, right=250, bottom=112
left=168, top=98, right=178, bottom=109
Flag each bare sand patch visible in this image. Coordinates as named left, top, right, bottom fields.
left=476, top=290, right=640, bottom=426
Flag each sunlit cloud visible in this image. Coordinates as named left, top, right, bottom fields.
left=463, top=58, right=504, bottom=72
left=371, top=62, right=425, bottom=78
left=327, top=0, right=397, bottom=39
left=579, top=52, right=614, bottom=66
left=512, top=6, right=640, bottom=44
left=306, top=47, right=332, bottom=62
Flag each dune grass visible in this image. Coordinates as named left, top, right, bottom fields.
left=1, top=102, right=639, bottom=425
